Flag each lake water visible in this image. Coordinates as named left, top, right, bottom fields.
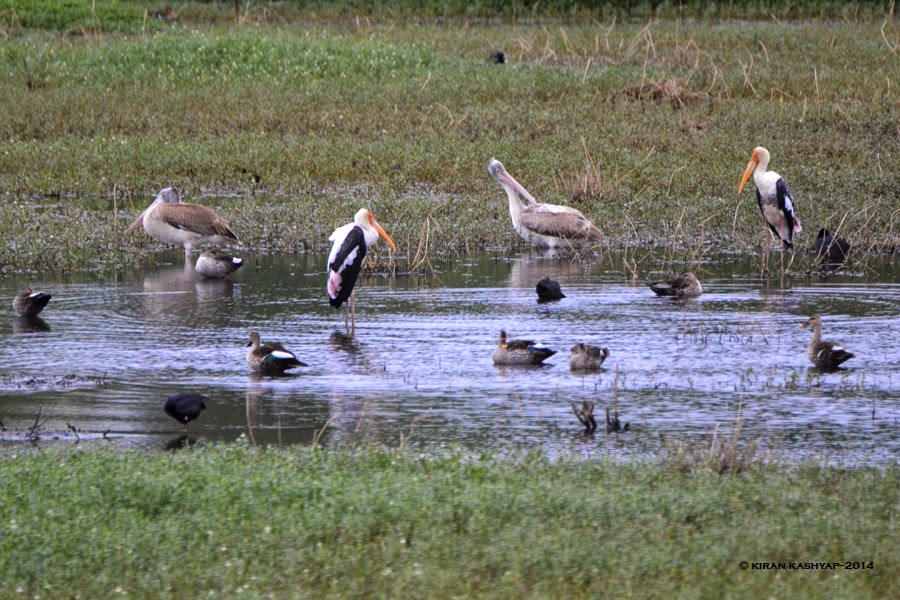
left=1, top=250, right=898, bottom=465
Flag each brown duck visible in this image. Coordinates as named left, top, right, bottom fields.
left=196, top=251, right=244, bottom=279
left=800, top=316, right=854, bottom=370
left=491, top=330, right=556, bottom=365
left=245, top=332, right=307, bottom=374
left=13, top=289, right=52, bottom=317
left=569, top=344, right=610, bottom=370
left=648, top=272, right=702, bottom=297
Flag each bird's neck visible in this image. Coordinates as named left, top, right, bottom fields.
left=503, top=185, right=526, bottom=224
left=810, top=323, right=822, bottom=344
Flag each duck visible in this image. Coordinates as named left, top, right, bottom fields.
left=195, top=251, right=244, bottom=279
left=800, top=316, right=855, bottom=370
left=491, top=330, right=556, bottom=365
left=814, top=229, right=851, bottom=264
left=245, top=332, right=307, bottom=374
left=569, top=344, right=610, bottom=370
left=13, top=289, right=52, bottom=317
left=536, top=277, right=566, bottom=303
left=648, top=272, right=702, bottom=297
left=163, top=393, right=208, bottom=432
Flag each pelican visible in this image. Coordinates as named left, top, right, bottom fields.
left=195, top=251, right=244, bottom=279
left=488, top=159, right=603, bottom=248
left=327, top=208, right=396, bottom=333
left=163, top=393, right=207, bottom=433
left=800, top=316, right=855, bottom=370
left=648, top=272, right=703, bottom=297
left=491, top=330, right=557, bottom=365
left=738, top=147, right=802, bottom=251
left=245, top=332, right=307, bottom=375
left=13, top=289, right=51, bottom=317
left=126, top=188, right=239, bottom=256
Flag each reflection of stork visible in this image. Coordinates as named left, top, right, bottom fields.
left=738, top=147, right=802, bottom=252
left=126, top=188, right=239, bottom=257
left=13, top=288, right=51, bottom=317
left=327, top=209, right=396, bottom=334
left=488, top=159, right=603, bottom=248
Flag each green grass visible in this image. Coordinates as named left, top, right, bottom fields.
left=0, top=444, right=897, bottom=598
left=0, top=12, right=898, bottom=273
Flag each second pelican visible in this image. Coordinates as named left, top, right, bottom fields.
left=488, top=159, right=603, bottom=248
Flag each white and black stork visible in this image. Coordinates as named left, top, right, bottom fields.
left=327, top=208, right=396, bottom=333
left=738, top=146, right=802, bottom=252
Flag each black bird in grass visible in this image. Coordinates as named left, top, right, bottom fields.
left=164, top=393, right=208, bottom=432
left=536, top=277, right=565, bottom=303
left=489, top=51, right=506, bottom=64
left=814, top=228, right=851, bottom=264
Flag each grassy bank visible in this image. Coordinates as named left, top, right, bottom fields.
left=0, top=444, right=897, bottom=597
left=1, top=10, right=898, bottom=273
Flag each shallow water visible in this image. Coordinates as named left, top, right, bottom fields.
left=1, top=251, right=898, bottom=464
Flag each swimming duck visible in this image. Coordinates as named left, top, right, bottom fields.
left=164, top=393, right=207, bottom=432
left=195, top=251, right=244, bottom=279
left=814, top=229, right=851, bottom=264
left=13, top=289, right=52, bottom=317
left=245, top=332, right=307, bottom=374
left=536, top=277, right=566, bottom=303
left=569, top=344, right=610, bottom=370
left=648, top=272, right=702, bottom=297
left=491, top=330, right=556, bottom=365
left=800, top=316, right=855, bottom=370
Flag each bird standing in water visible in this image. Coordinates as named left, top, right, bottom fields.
left=327, top=208, right=396, bottom=334
left=163, top=393, right=208, bottom=432
left=738, top=146, right=802, bottom=253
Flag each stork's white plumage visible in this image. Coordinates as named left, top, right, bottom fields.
left=488, top=159, right=603, bottom=248
left=738, top=147, right=802, bottom=251
left=327, top=209, right=396, bottom=334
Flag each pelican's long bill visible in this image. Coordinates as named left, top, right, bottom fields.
left=368, top=213, right=397, bottom=252
left=738, top=150, right=760, bottom=195
left=125, top=197, right=161, bottom=232
left=489, top=159, right=537, bottom=204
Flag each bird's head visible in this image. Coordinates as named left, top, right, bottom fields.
left=355, top=209, right=397, bottom=252
left=126, top=187, right=181, bottom=232
left=738, top=146, right=770, bottom=194
left=488, top=159, right=536, bottom=204
left=800, top=316, right=821, bottom=329
left=246, top=332, right=260, bottom=347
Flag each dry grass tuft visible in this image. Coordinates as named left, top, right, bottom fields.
left=660, top=402, right=769, bottom=475
left=621, top=79, right=704, bottom=109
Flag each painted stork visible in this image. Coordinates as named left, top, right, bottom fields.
left=245, top=332, right=307, bottom=375
left=327, top=208, right=397, bottom=333
left=13, top=288, right=51, bottom=317
left=126, top=188, right=239, bottom=257
left=800, top=316, right=855, bottom=370
left=738, top=147, right=802, bottom=251
left=647, top=272, right=703, bottom=297
left=488, top=159, right=603, bottom=248
left=195, top=251, right=244, bottom=279
left=163, top=393, right=207, bottom=432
